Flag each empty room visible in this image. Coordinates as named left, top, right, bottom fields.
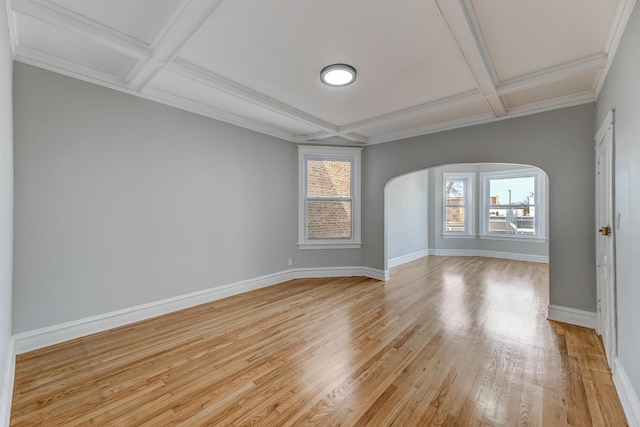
left=1, top=0, right=640, bottom=426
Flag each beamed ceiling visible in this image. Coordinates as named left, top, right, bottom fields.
left=4, top=0, right=636, bottom=145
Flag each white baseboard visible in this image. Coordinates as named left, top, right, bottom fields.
left=0, top=339, right=15, bottom=427
left=388, top=249, right=430, bottom=268
left=614, top=359, right=640, bottom=427
left=432, top=249, right=548, bottom=263
left=547, top=304, right=597, bottom=329
left=293, top=266, right=387, bottom=281
left=13, top=266, right=386, bottom=354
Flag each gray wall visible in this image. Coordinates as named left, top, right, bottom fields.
left=385, top=170, right=429, bottom=261
left=0, top=0, right=14, bottom=414
left=596, top=3, right=640, bottom=406
left=13, top=63, right=301, bottom=333
left=363, top=104, right=596, bottom=312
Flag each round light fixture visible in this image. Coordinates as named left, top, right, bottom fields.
left=320, top=64, right=357, bottom=87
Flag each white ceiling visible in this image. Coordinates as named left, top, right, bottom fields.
left=4, top=0, right=636, bottom=145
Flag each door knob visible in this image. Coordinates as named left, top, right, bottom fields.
left=599, top=226, right=611, bottom=236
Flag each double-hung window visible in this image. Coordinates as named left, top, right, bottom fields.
left=442, top=173, right=474, bottom=236
left=298, top=146, right=362, bottom=249
left=480, top=170, right=546, bottom=240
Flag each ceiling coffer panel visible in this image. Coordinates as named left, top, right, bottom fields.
left=505, top=72, right=597, bottom=108
left=8, top=0, right=632, bottom=144
left=471, top=0, right=619, bottom=82
left=177, top=0, right=478, bottom=125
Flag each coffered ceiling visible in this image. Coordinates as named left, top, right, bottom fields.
left=4, top=0, right=636, bottom=144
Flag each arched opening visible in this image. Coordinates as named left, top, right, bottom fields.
left=384, top=162, right=549, bottom=273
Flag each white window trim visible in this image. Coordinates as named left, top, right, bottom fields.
left=298, top=145, right=362, bottom=249
left=442, top=172, right=475, bottom=237
left=479, top=169, right=546, bottom=240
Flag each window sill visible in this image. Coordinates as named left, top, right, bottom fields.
left=479, top=235, right=547, bottom=243
left=441, top=234, right=477, bottom=239
left=298, top=242, right=363, bottom=250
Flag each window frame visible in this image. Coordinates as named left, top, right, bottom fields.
left=298, top=145, right=362, bottom=249
left=479, top=169, right=546, bottom=241
left=442, top=172, right=475, bottom=238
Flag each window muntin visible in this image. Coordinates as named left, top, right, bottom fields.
left=443, top=173, right=474, bottom=236
left=298, top=146, right=362, bottom=248
left=481, top=171, right=545, bottom=239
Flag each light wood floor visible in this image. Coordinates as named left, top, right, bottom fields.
left=11, top=256, right=627, bottom=426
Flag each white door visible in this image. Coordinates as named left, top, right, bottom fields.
left=595, top=110, right=616, bottom=369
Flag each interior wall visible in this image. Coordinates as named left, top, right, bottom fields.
left=12, top=63, right=299, bottom=333
left=363, top=104, right=595, bottom=312
left=596, top=2, right=640, bottom=408
left=385, top=170, right=429, bottom=262
left=0, top=0, right=14, bottom=419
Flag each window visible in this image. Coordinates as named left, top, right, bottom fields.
left=480, top=170, right=546, bottom=240
left=443, top=173, right=474, bottom=236
left=298, top=146, right=362, bottom=248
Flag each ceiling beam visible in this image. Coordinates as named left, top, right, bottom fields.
left=434, top=0, right=507, bottom=117
left=11, top=0, right=151, bottom=59
left=126, top=0, right=225, bottom=91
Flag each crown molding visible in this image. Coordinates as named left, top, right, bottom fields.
left=505, top=90, right=595, bottom=116
left=369, top=112, right=495, bottom=145
left=8, top=0, right=631, bottom=147
left=15, top=45, right=126, bottom=87
left=4, top=0, right=17, bottom=57
left=141, top=87, right=297, bottom=142
left=14, top=45, right=298, bottom=143
left=12, top=0, right=151, bottom=58
left=369, top=90, right=595, bottom=145
left=594, top=0, right=638, bottom=97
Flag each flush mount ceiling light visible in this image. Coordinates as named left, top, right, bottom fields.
left=320, top=64, right=357, bottom=87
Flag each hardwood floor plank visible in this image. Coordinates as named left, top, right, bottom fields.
left=10, top=256, right=627, bottom=426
